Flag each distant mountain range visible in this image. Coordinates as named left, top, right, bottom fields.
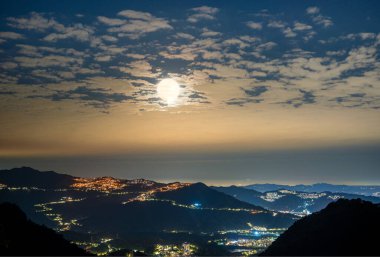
left=0, top=202, right=90, bottom=256
left=245, top=183, right=380, bottom=196
left=261, top=199, right=380, bottom=256
left=0, top=167, right=295, bottom=255
left=1, top=167, right=380, bottom=256
left=213, top=185, right=380, bottom=213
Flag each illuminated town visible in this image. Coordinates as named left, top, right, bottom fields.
left=1, top=172, right=378, bottom=256
left=153, top=243, right=198, bottom=257
left=71, top=177, right=128, bottom=192
left=0, top=176, right=285, bottom=256
left=256, top=189, right=346, bottom=216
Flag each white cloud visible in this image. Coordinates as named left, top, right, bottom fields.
left=159, top=50, right=197, bottom=61
left=117, top=10, right=155, bottom=20
left=16, top=44, right=41, bottom=57
left=97, top=16, right=125, bottom=26
left=250, top=71, right=267, bottom=77
left=98, top=45, right=125, bottom=54
left=200, top=50, right=224, bottom=60
left=187, top=6, right=219, bottom=23
left=7, top=12, right=64, bottom=32
left=268, top=21, right=286, bottom=29
left=174, top=33, right=195, bottom=40
left=14, top=55, right=83, bottom=68
left=31, top=69, right=62, bottom=81
left=293, top=22, right=312, bottom=31
left=257, top=42, right=277, bottom=51
left=359, top=33, right=376, bottom=40
left=126, top=53, right=145, bottom=59
left=7, top=12, right=95, bottom=43
left=313, top=15, right=333, bottom=27
left=246, top=22, right=263, bottom=30
left=101, top=35, right=118, bottom=42
left=223, top=38, right=249, bottom=49
left=187, top=14, right=215, bottom=23
left=100, top=10, right=172, bottom=39
left=283, top=27, right=297, bottom=38
left=0, top=73, right=18, bottom=84
left=0, top=31, right=24, bottom=39
left=95, top=55, right=112, bottom=62
left=43, top=24, right=94, bottom=42
left=306, top=6, right=320, bottom=14
left=306, top=7, right=333, bottom=28
left=326, top=50, right=346, bottom=56
left=201, top=63, right=249, bottom=79
left=200, top=28, right=222, bottom=37
left=239, top=35, right=261, bottom=43
left=342, top=33, right=376, bottom=41
left=0, top=62, right=18, bottom=69
left=191, top=6, right=218, bottom=14
left=118, top=60, right=158, bottom=78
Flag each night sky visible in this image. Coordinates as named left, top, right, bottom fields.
left=0, top=0, right=379, bottom=185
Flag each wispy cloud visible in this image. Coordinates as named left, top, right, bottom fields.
left=306, top=6, right=333, bottom=28
left=29, top=86, right=135, bottom=109
left=0, top=3, right=379, bottom=112
left=99, top=10, right=172, bottom=39
left=187, top=6, right=219, bottom=23
left=246, top=22, right=262, bottom=30
left=0, top=31, right=24, bottom=39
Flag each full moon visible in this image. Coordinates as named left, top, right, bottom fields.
left=156, top=78, right=181, bottom=106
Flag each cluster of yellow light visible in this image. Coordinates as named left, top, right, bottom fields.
left=242, top=249, right=258, bottom=256
left=225, top=237, right=276, bottom=248
left=153, top=243, right=197, bottom=257
left=123, top=182, right=191, bottom=204
left=71, top=177, right=127, bottom=191
left=3, top=186, right=45, bottom=191
left=34, top=196, right=85, bottom=232
left=72, top=237, right=121, bottom=256
left=155, top=182, right=192, bottom=192
left=129, top=178, right=156, bottom=186
left=251, top=210, right=265, bottom=214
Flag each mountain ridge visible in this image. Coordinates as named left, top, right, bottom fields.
left=245, top=182, right=380, bottom=196
left=213, top=185, right=380, bottom=213
left=0, top=166, right=76, bottom=188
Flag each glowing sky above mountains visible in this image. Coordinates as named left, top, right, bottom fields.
left=0, top=0, right=379, bottom=184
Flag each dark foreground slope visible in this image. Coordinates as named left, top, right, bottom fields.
left=261, top=199, right=380, bottom=256
left=0, top=202, right=90, bottom=256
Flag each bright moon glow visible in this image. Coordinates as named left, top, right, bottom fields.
left=156, top=78, right=181, bottom=106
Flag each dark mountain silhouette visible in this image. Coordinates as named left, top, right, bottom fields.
left=212, top=185, right=268, bottom=206
left=0, top=167, right=295, bottom=246
left=0, top=202, right=90, bottom=256
left=156, top=182, right=266, bottom=210
left=0, top=167, right=75, bottom=188
left=261, top=199, right=380, bottom=256
left=245, top=183, right=380, bottom=196
left=213, top=185, right=380, bottom=213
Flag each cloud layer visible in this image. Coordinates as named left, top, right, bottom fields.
left=0, top=3, right=379, bottom=112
